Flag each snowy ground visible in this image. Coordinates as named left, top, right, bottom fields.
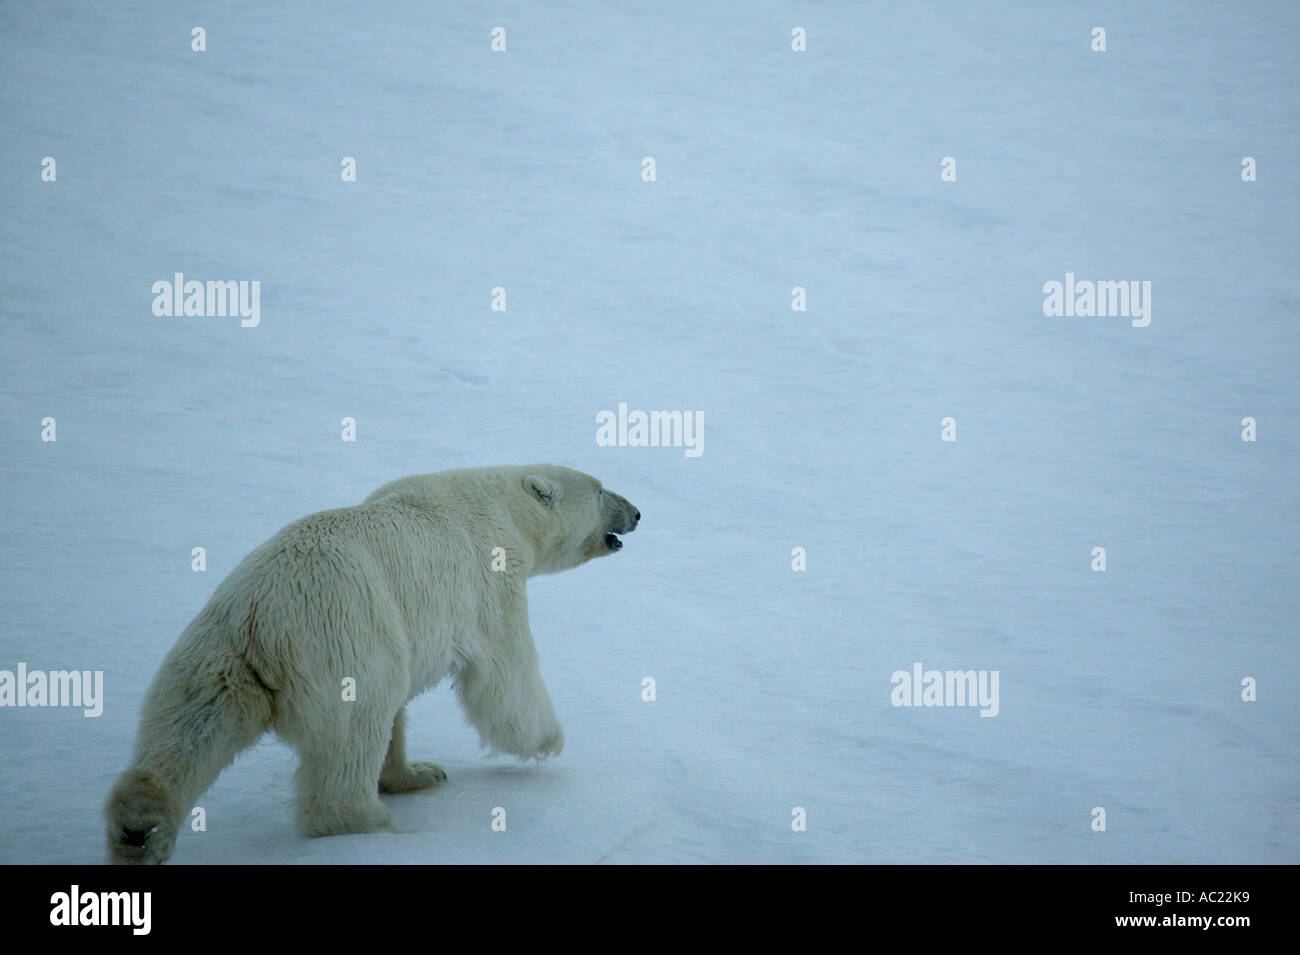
left=1, top=1, right=1297, bottom=864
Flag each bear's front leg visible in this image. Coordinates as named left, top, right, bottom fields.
left=454, top=628, right=565, bottom=760
left=378, top=707, right=448, bottom=793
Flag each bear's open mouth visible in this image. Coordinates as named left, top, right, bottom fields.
left=605, top=532, right=623, bottom=551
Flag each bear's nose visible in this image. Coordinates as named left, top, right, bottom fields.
left=635, top=510, right=640, bottom=522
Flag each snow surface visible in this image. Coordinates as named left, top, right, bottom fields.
left=1, top=1, right=1297, bottom=864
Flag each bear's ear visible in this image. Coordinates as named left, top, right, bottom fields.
left=524, top=474, right=561, bottom=506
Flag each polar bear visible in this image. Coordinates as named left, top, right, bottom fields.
left=104, top=464, right=639, bottom=864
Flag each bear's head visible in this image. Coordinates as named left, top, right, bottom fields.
left=522, top=465, right=639, bottom=575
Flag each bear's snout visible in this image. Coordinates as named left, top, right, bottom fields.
left=619, top=507, right=639, bottom=534
left=601, top=491, right=639, bottom=553
left=611, top=498, right=639, bottom=535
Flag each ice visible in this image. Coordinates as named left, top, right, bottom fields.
left=1, top=1, right=1296, bottom=864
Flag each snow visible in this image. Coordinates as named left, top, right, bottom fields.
left=1, top=0, right=1296, bottom=864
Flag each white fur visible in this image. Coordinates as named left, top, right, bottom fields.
left=104, top=464, right=638, bottom=863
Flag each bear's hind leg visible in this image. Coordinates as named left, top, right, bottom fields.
left=378, top=707, right=447, bottom=793
left=293, top=711, right=397, bottom=838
